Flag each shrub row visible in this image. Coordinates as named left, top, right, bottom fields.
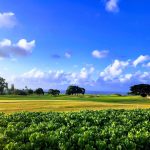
left=0, top=109, right=150, bottom=149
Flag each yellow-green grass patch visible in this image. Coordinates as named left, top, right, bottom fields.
left=0, top=100, right=150, bottom=114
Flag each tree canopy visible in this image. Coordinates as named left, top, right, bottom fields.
left=14, top=89, right=27, bottom=96
left=0, top=77, right=7, bottom=95
left=34, top=88, right=44, bottom=95
left=27, top=89, right=34, bottom=95
left=66, top=85, right=85, bottom=95
left=130, top=84, right=150, bottom=97
left=48, top=89, right=60, bottom=96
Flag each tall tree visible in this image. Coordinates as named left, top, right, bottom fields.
left=0, top=77, right=7, bottom=95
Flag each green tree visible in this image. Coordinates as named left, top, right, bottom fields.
left=66, top=85, right=76, bottom=95
left=80, top=88, right=85, bottom=95
left=48, top=89, right=60, bottom=96
left=48, top=89, right=53, bottom=95
left=14, top=89, right=27, bottom=95
left=66, top=85, right=85, bottom=95
left=0, top=77, right=7, bottom=95
left=34, top=88, right=44, bottom=95
left=28, top=89, right=34, bottom=95
left=130, top=84, right=150, bottom=97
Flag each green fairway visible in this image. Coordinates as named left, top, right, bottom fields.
left=0, top=94, right=149, bottom=104
left=0, top=95, right=150, bottom=113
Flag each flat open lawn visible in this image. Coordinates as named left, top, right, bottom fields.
left=0, top=95, right=150, bottom=113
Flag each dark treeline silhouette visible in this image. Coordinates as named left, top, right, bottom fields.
left=34, top=88, right=44, bottom=95
left=0, top=76, right=86, bottom=96
left=129, top=84, right=150, bottom=97
left=66, top=85, right=85, bottom=95
left=0, top=76, right=61, bottom=96
left=48, top=89, right=60, bottom=96
left=1, top=76, right=150, bottom=97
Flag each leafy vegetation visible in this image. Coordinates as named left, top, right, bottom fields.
left=48, top=89, right=60, bottom=96
left=66, top=85, right=85, bottom=95
left=0, top=109, right=149, bottom=149
left=34, top=88, right=44, bottom=95
left=27, top=89, right=34, bottom=95
left=14, top=89, right=28, bottom=96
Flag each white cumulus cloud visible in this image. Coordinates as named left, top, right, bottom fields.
left=100, top=59, right=129, bottom=81
left=22, top=68, right=45, bottom=79
left=16, top=39, right=35, bottom=52
left=0, top=12, right=17, bottom=28
left=92, top=50, right=108, bottom=58
left=0, top=38, right=35, bottom=58
left=119, top=74, right=133, bottom=83
left=133, top=55, right=150, bottom=67
left=79, top=67, right=95, bottom=79
left=4, top=54, right=150, bottom=91
left=8, top=66, right=95, bottom=89
left=105, top=0, right=119, bottom=13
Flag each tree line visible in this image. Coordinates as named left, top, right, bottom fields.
left=0, top=77, right=85, bottom=96
left=1, top=76, right=150, bottom=97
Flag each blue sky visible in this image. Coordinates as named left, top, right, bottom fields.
left=0, top=0, right=150, bottom=92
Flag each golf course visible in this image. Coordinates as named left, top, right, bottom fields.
left=0, top=94, right=150, bottom=113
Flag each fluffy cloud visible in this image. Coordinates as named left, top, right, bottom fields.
left=138, top=72, right=150, bottom=82
left=0, top=12, right=17, bottom=28
left=127, top=71, right=150, bottom=84
left=10, top=69, right=69, bottom=89
left=79, top=67, right=94, bottom=79
left=100, top=59, right=129, bottom=81
left=105, top=0, right=119, bottom=13
left=119, top=74, right=133, bottom=83
left=9, top=66, right=95, bottom=89
left=22, top=68, right=45, bottom=79
left=0, top=39, right=35, bottom=58
left=5, top=54, right=150, bottom=91
left=133, top=55, right=150, bottom=67
left=98, top=71, right=150, bottom=92
left=16, top=39, right=35, bottom=52
left=92, top=50, right=108, bottom=58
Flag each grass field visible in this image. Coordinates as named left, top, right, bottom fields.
left=0, top=94, right=150, bottom=113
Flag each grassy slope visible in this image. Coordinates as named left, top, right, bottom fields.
left=0, top=95, right=150, bottom=113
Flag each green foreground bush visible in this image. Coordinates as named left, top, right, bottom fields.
left=0, top=109, right=150, bottom=150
